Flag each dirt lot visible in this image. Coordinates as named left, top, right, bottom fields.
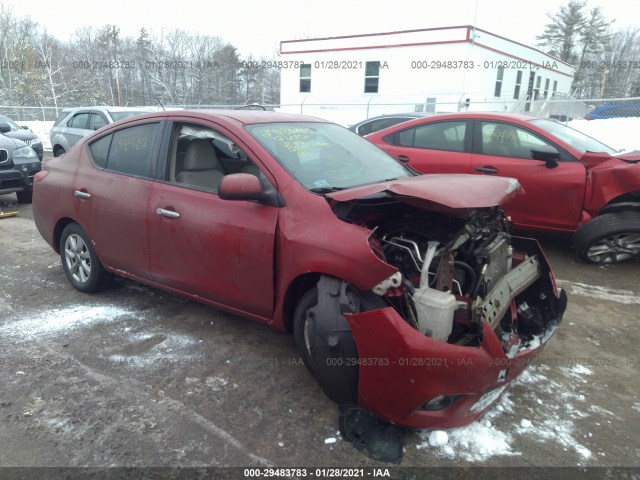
left=1, top=186, right=639, bottom=472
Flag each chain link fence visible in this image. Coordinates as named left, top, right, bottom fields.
left=2, top=96, right=640, bottom=124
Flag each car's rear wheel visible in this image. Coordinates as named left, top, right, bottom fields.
left=53, top=146, right=65, bottom=157
left=16, top=191, right=32, bottom=204
left=293, top=276, right=385, bottom=404
left=574, top=212, right=640, bottom=263
left=60, top=223, right=108, bottom=292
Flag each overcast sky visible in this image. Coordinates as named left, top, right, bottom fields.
left=5, top=0, right=639, bottom=58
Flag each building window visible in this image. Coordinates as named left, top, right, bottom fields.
left=534, top=76, right=541, bottom=100
left=514, top=71, right=523, bottom=99
left=544, top=78, right=550, bottom=98
left=553, top=80, right=558, bottom=96
left=494, top=66, right=504, bottom=97
left=364, top=61, right=380, bottom=93
left=299, top=64, right=311, bottom=93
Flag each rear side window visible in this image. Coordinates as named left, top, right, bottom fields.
left=89, top=135, right=112, bottom=168
left=386, top=121, right=467, bottom=152
left=53, top=111, right=72, bottom=126
left=87, top=123, right=159, bottom=177
left=68, top=113, right=89, bottom=129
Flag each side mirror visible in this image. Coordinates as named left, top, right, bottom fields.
left=218, top=173, right=284, bottom=207
left=0, top=122, right=11, bottom=133
left=531, top=145, right=560, bottom=169
left=21, top=125, right=30, bottom=130
left=219, top=173, right=263, bottom=199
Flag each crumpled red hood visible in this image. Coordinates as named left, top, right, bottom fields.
left=327, top=174, right=522, bottom=211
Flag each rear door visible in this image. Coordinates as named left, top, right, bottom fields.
left=470, top=120, right=586, bottom=231
left=72, top=121, right=162, bottom=277
left=64, top=111, right=92, bottom=148
left=147, top=120, right=279, bottom=319
left=378, top=120, right=473, bottom=173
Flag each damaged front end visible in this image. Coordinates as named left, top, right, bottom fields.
left=329, top=179, right=566, bottom=429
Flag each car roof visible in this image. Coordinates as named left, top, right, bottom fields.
left=118, top=109, right=330, bottom=126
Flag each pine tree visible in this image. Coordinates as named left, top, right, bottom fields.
left=536, top=0, right=587, bottom=64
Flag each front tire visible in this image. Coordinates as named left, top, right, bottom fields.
left=60, top=223, right=108, bottom=292
left=574, top=212, right=640, bottom=263
left=293, top=276, right=385, bottom=404
left=53, top=146, right=66, bottom=157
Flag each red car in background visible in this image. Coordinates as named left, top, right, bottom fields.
left=32, top=110, right=565, bottom=458
left=366, top=112, right=640, bottom=264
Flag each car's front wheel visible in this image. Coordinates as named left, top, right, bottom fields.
left=53, top=146, right=65, bottom=157
left=293, top=276, right=385, bottom=404
left=574, top=212, right=640, bottom=263
left=60, top=223, right=108, bottom=292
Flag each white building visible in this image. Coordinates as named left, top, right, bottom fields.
left=278, top=25, right=574, bottom=124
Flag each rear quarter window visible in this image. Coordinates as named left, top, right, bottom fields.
left=88, top=123, right=159, bottom=177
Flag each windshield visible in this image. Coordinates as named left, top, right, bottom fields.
left=247, top=122, right=412, bottom=191
left=0, top=116, right=22, bottom=131
left=529, top=118, right=618, bottom=155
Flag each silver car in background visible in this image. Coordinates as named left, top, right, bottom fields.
left=50, top=106, right=155, bottom=157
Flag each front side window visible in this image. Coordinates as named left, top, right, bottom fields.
left=88, top=123, right=159, bottom=177
left=248, top=122, right=410, bottom=190
left=364, top=61, right=380, bottom=93
left=299, top=64, right=311, bottom=93
left=481, top=122, right=550, bottom=159
left=167, top=123, right=258, bottom=191
left=88, top=113, right=107, bottom=131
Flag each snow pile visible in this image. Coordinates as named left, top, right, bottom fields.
left=417, top=392, right=519, bottom=462
left=16, top=121, right=54, bottom=151
left=568, top=118, right=640, bottom=152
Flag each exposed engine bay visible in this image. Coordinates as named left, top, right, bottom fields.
left=334, top=199, right=563, bottom=354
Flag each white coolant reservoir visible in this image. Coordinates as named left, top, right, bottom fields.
left=413, top=241, right=456, bottom=342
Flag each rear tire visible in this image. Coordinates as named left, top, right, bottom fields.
left=60, top=223, right=108, bottom=292
left=574, top=212, right=640, bottom=263
left=293, top=276, right=385, bottom=404
left=16, top=190, right=32, bottom=204
left=53, top=146, right=65, bottom=157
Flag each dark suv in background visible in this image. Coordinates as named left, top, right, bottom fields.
left=50, top=106, right=155, bottom=157
left=0, top=135, right=41, bottom=203
left=0, top=115, right=44, bottom=161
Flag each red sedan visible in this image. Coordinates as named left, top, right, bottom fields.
left=366, top=112, right=640, bottom=264
left=33, top=110, right=565, bottom=441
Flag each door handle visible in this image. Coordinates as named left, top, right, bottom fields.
left=156, top=208, right=180, bottom=219
left=475, top=166, right=499, bottom=174
left=397, top=155, right=410, bottom=163
left=74, top=190, right=91, bottom=199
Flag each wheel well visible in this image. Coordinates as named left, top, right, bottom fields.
left=601, top=191, right=640, bottom=214
left=282, top=273, right=321, bottom=333
left=53, top=218, right=76, bottom=254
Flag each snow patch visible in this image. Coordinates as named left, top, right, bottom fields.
left=15, top=121, right=53, bottom=151
left=0, top=304, right=134, bottom=338
left=556, top=280, right=640, bottom=305
left=568, top=118, right=640, bottom=152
